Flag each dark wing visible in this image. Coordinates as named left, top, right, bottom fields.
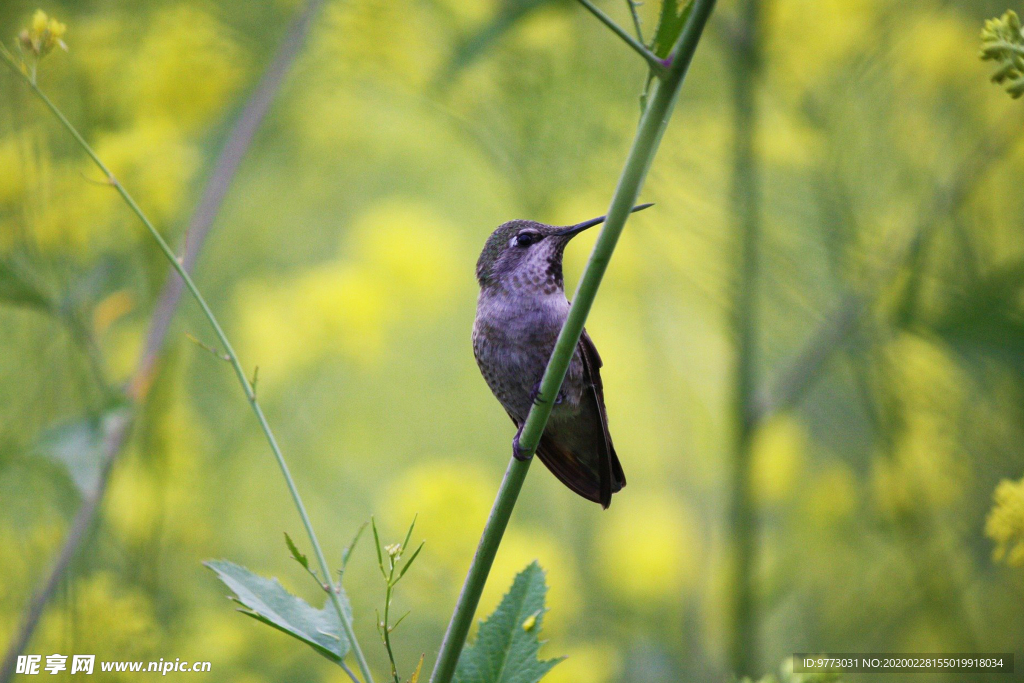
left=513, top=329, right=625, bottom=508
left=535, top=432, right=607, bottom=504
left=505, top=411, right=605, bottom=505
left=577, top=329, right=626, bottom=503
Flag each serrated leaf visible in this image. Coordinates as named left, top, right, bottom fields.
left=36, top=409, right=130, bottom=497
left=453, top=562, right=563, bottom=683
left=284, top=532, right=310, bottom=571
left=650, top=0, right=693, bottom=58
left=205, top=560, right=351, bottom=662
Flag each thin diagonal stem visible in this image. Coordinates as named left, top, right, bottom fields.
left=626, top=0, right=645, bottom=42
left=576, top=0, right=668, bottom=77
left=133, top=0, right=325, bottom=396
left=340, top=661, right=361, bottom=683
left=1, top=2, right=328, bottom=669
left=428, top=2, right=718, bottom=681
left=0, top=9, right=374, bottom=683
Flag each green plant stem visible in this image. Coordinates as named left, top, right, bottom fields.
left=428, top=2, right=718, bottom=681
left=576, top=0, right=668, bottom=77
left=626, top=0, right=645, bottom=42
left=726, top=0, right=762, bottom=676
left=0, top=50, right=375, bottom=683
left=383, top=579, right=398, bottom=683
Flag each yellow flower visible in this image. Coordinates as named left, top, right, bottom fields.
left=236, top=200, right=464, bottom=386
left=595, top=492, right=701, bottom=606
left=803, top=463, right=858, bottom=526
left=0, top=518, right=64, bottom=610
left=31, top=9, right=48, bottom=34
left=95, top=120, right=200, bottom=222
left=18, top=9, right=68, bottom=58
left=751, top=415, right=807, bottom=505
left=38, top=573, right=158, bottom=668
left=986, top=477, right=1024, bottom=566
left=871, top=335, right=966, bottom=517
left=346, top=201, right=465, bottom=315
left=122, top=6, right=246, bottom=130
left=897, top=11, right=980, bottom=90
left=768, top=0, right=883, bottom=95
left=512, top=4, right=574, bottom=53
left=0, top=134, right=31, bottom=206
left=382, top=461, right=493, bottom=573
left=871, top=412, right=962, bottom=517
left=237, top=262, right=390, bottom=384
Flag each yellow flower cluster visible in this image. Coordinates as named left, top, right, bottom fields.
left=751, top=415, right=808, bottom=505
left=236, top=201, right=464, bottom=384
left=595, top=492, right=701, bottom=606
left=1, top=5, right=249, bottom=257
left=39, top=573, right=158, bottom=663
left=986, top=477, right=1024, bottom=566
left=18, top=10, right=67, bottom=58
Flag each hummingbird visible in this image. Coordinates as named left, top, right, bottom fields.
left=472, top=203, right=653, bottom=508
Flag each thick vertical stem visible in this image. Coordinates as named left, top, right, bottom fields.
left=428, top=2, right=719, bottom=682
left=727, top=0, right=762, bottom=677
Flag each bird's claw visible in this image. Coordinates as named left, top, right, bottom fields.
left=530, top=381, right=564, bottom=406
left=512, top=428, right=533, bottom=461
left=530, top=382, right=546, bottom=406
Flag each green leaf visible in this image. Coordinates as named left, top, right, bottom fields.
left=284, top=532, right=310, bottom=571
left=341, top=521, right=367, bottom=573
left=408, top=654, right=425, bottom=683
left=0, top=260, right=52, bottom=310
left=371, top=516, right=385, bottom=573
left=401, top=513, right=418, bottom=553
left=981, top=10, right=1024, bottom=98
left=36, top=409, right=130, bottom=497
left=397, top=540, right=425, bottom=582
left=650, top=0, right=693, bottom=58
left=453, top=562, right=563, bottom=683
left=205, top=560, right=351, bottom=663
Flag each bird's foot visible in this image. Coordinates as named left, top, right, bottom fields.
left=512, top=426, right=533, bottom=461
left=530, top=381, right=564, bottom=406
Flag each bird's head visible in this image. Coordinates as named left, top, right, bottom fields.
left=475, top=203, right=652, bottom=294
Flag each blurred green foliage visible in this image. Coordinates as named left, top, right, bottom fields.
left=1, top=0, right=1024, bottom=682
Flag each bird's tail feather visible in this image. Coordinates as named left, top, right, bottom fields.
left=535, top=432, right=625, bottom=508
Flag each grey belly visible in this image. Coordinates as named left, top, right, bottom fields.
left=473, top=324, right=584, bottom=422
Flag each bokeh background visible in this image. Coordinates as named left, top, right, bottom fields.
left=2, top=0, right=1024, bottom=681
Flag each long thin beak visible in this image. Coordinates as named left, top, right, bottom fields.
left=554, top=202, right=654, bottom=237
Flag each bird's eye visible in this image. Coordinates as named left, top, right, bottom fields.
left=513, top=231, right=541, bottom=248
